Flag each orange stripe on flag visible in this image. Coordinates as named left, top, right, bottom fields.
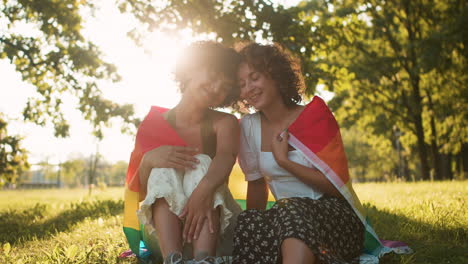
left=344, top=181, right=366, bottom=217
left=316, top=132, right=350, bottom=183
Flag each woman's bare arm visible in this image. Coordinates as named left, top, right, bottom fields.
left=199, top=114, right=240, bottom=191
left=246, top=177, right=269, bottom=210
left=180, top=113, right=240, bottom=241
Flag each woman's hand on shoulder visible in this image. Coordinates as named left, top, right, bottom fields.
left=142, top=145, right=199, bottom=170
left=271, top=129, right=290, bottom=166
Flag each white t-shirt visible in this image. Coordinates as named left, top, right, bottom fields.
left=238, top=113, right=323, bottom=200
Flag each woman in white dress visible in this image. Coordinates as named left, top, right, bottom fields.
left=136, top=41, right=242, bottom=264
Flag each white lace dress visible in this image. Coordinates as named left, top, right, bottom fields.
left=137, top=153, right=241, bottom=259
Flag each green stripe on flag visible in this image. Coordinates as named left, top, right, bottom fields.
left=364, top=228, right=382, bottom=255
left=123, top=227, right=141, bottom=256
left=235, top=199, right=275, bottom=210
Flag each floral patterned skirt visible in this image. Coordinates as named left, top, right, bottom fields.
left=232, top=196, right=364, bottom=264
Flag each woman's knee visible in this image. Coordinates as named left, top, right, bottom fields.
left=281, top=238, right=315, bottom=264
left=153, top=197, right=169, bottom=209
left=152, top=198, right=178, bottom=219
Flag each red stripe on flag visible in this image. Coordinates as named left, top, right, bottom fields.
left=289, top=96, right=339, bottom=154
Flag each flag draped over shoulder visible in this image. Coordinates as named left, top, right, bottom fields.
left=123, top=106, right=186, bottom=256
left=287, top=96, right=412, bottom=259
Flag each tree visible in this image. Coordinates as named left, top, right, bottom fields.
left=0, top=115, right=29, bottom=185
left=107, top=160, right=127, bottom=186
left=0, top=0, right=138, bottom=139
left=341, top=127, right=399, bottom=181
left=61, top=158, right=87, bottom=187
left=319, top=0, right=467, bottom=180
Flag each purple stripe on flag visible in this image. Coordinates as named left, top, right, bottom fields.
left=380, top=240, right=409, bottom=248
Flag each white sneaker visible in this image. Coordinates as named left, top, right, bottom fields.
left=188, top=256, right=216, bottom=264
left=163, top=252, right=184, bottom=264
left=188, top=256, right=231, bottom=264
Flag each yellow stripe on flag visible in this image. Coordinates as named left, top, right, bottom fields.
left=123, top=185, right=141, bottom=230
left=344, top=180, right=366, bottom=216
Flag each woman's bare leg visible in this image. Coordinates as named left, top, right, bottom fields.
left=152, top=198, right=184, bottom=258
left=192, top=207, right=221, bottom=260
left=281, top=238, right=316, bottom=264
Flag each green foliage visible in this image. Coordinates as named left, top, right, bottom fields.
left=0, top=0, right=138, bottom=138
left=342, top=127, right=399, bottom=181
left=0, top=116, right=29, bottom=184
left=61, top=158, right=87, bottom=187
left=106, top=160, right=128, bottom=186
left=321, top=0, right=468, bottom=180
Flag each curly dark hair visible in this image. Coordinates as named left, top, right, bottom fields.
left=235, top=42, right=304, bottom=107
left=174, top=41, right=241, bottom=108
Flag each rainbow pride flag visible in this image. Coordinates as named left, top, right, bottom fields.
left=287, top=96, right=412, bottom=259
left=123, top=106, right=186, bottom=258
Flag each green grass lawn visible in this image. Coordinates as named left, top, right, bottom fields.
left=0, top=182, right=466, bottom=263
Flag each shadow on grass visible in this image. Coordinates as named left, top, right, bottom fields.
left=0, top=199, right=123, bottom=245
left=363, top=203, right=467, bottom=264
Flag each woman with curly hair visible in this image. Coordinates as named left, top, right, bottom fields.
left=232, top=42, right=366, bottom=264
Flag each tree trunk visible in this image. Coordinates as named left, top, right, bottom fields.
left=427, top=93, right=443, bottom=180
left=414, top=114, right=430, bottom=180
left=461, top=144, right=468, bottom=180
left=441, top=154, right=453, bottom=180
left=411, top=78, right=431, bottom=180
left=403, top=0, right=431, bottom=181
left=88, top=155, right=98, bottom=195
left=403, top=155, right=411, bottom=181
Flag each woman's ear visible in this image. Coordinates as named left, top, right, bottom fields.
left=180, top=78, right=191, bottom=92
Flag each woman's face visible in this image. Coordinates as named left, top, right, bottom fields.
left=238, top=62, right=281, bottom=110
left=184, top=67, right=234, bottom=108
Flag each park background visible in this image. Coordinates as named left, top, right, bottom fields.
left=0, top=0, right=466, bottom=263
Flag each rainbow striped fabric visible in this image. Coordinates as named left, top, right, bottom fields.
left=287, top=96, right=411, bottom=259
left=123, top=106, right=185, bottom=257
